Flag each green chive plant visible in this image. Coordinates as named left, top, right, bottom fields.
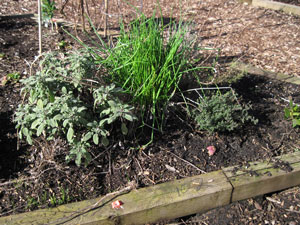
left=106, top=14, right=190, bottom=131
left=14, top=50, right=136, bottom=166
left=69, top=11, right=201, bottom=138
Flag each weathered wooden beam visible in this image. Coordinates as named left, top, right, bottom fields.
left=1, top=152, right=300, bottom=224
left=231, top=61, right=300, bottom=85
left=239, top=0, right=300, bottom=16
left=0, top=170, right=232, bottom=225
left=252, top=0, right=300, bottom=16
left=223, top=151, right=300, bottom=202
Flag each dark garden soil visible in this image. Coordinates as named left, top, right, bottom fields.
left=1, top=1, right=300, bottom=224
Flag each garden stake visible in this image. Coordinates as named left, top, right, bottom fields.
left=79, top=0, right=85, bottom=30
left=38, top=0, right=42, bottom=55
left=104, top=0, right=108, bottom=37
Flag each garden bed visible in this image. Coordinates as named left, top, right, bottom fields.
left=1, top=0, right=300, bottom=224
left=1, top=151, right=300, bottom=224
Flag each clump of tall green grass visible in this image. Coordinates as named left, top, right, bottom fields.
left=67, top=10, right=199, bottom=137
left=102, top=13, right=194, bottom=133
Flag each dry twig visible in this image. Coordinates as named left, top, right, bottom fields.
left=46, top=182, right=136, bottom=224
left=166, top=150, right=206, bottom=174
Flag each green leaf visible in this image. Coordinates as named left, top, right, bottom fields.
left=26, top=135, right=33, bottom=145
left=49, top=119, right=58, bottom=127
left=63, top=119, right=69, bottom=127
left=101, top=136, right=109, bottom=147
left=93, top=134, right=99, bottom=145
left=67, top=127, right=74, bottom=142
left=62, top=86, right=67, bottom=94
left=84, top=152, right=92, bottom=167
left=293, top=112, right=300, bottom=116
left=101, top=108, right=111, bottom=116
left=37, top=99, right=43, bottom=109
left=107, top=117, right=114, bottom=124
left=124, top=113, right=135, bottom=122
left=22, top=127, right=29, bottom=136
left=31, top=119, right=41, bottom=129
left=292, top=119, right=300, bottom=128
left=99, top=119, right=108, bottom=127
left=18, top=130, right=23, bottom=139
left=121, top=123, right=128, bottom=135
left=48, top=90, right=55, bottom=103
left=37, top=124, right=45, bottom=136
left=75, top=153, right=82, bottom=167
left=53, top=114, right=63, bottom=121
left=83, top=132, right=92, bottom=142
left=284, top=108, right=291, bottom=119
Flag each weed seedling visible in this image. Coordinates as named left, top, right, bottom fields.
left=1, top=72, right=20, bottom=86
left=284, top=98, right=300, bottom=128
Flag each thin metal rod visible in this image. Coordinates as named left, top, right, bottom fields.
left=104, top=0, right=108, bottom=37
left=38, top=0, right=42, bottom=55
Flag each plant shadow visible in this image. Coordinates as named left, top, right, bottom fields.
left=0, top=111, right=27, bottom=180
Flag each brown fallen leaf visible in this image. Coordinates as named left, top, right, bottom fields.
left=254, top=201, right=262, bottom=210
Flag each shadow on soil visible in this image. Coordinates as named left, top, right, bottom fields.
left=0, top=111, right=27, bottom=180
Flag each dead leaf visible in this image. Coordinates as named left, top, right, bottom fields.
left=165, top=164, right=178, bottom=173
left=254, top=201, right=262, bottom=210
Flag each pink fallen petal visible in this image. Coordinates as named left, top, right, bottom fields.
left=207, top=146, right=216, bottom=156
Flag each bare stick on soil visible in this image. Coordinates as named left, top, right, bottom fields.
left=46, top=181, right=137, bottom=225
left=167, top=150, right=207, bottom=174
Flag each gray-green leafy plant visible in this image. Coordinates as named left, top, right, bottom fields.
left=14, top=50, right=136, bottom=166
left=192, top=91, right=258, bottom=133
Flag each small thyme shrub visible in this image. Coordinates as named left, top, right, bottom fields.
left=14, top=51, right=136, bottom=166
left=192, top=91, right=258, bottom=133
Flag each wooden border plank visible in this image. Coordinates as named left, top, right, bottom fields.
left=2, top=152, right=300, bottom=224
left=224, top=154, right=300, bottom=202
left=223, top=151, right=300, bottom=177
left=231, top=61, right=300, bottom=85
left=0, top=170, right=232, bottom=225
left=252, top=0, right=300, bottom=16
